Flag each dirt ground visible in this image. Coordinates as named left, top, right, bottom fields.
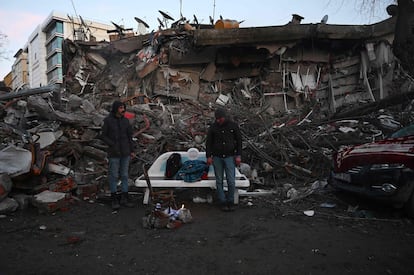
left=1, top=187, right=414, bottom=275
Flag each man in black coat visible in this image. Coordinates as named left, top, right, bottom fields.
left=101, top=101, right=135, bottom=210
left=206, top=107, right=242, bottom=211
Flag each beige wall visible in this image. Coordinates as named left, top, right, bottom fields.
left=3, top=71, right=13, bottom=88
left=12, top=51, right=28, bottom=90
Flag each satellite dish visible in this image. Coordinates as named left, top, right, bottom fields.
left=137, top=23, right=147, bottom=35
left=321, top=15, right=328, bottom=24
left=158, top=10, right=174, bottom=21
left=134, top=17, right=149, bottom=28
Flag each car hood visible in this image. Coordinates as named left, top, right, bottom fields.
left=333, top=135, right=414, bottom=172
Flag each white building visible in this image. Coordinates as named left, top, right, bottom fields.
left=15, top=10, right=113, bottom=89
left=28, top=25, right=47, bottom=88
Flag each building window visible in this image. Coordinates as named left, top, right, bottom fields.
left=46, top=21, right=64, bottom=41
left=47, top=67, right=63, bottom=83
left=56, top=21, right=63, bottom=33
left=47, top=52, right=62, bottom=68
left=46, top=37, right=63, bottom=53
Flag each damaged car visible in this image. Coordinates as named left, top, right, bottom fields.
left=328, top=126, right=414, bottom=217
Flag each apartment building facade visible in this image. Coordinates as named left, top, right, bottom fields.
left=12, top=10, right=113, bottom=90
left=11, top=48, right=29, bottom=91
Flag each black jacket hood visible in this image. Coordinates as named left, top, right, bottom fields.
left=111, top=101, right=126, bottom=114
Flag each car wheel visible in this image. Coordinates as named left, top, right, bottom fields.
left=404, top=188, right=414, bottom=218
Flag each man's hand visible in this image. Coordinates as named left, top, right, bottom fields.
left=206, top=157, right=213, bottom=166
left=235, top=155, right=241, bottom=166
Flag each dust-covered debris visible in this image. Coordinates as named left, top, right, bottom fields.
left=1, top=15, right=414, bottom=215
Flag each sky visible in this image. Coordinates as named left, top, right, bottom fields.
left=0, top=0, right=392, bottom=79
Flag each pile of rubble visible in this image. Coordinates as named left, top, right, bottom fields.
left=1, top=17, right=414, bottom=214
left=1, top=80, right=412, bottom=213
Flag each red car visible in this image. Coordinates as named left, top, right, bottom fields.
left=328, top=127, right=414, bottom=217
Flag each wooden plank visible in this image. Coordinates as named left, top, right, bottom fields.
left=332, top=84, right=361, bottom=97
left=332, top=56, right=360, bottom=69
left=331, top=74, right=360, bottom=87
left=331, top=65, right=360, bottom=80
left=334, top=91, right=373, bottom=108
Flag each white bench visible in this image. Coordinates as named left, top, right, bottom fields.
left=134, top=151, right=250, bottom=204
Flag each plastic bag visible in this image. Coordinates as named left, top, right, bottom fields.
left=177, top=208, right=192, bottom=223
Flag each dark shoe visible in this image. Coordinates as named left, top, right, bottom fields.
left=120, top=192, right=135, bottom=208
left=111, top=193, right=120, bottom=211
left=227, top=203, right=235, bottom=212
left=220, top=204, right=230, bottom=212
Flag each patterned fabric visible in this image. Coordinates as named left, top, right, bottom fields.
left=176, top=160, right=209, bottom=182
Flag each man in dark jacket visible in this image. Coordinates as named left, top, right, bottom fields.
left=206, top=107, right=242, bottom=211
left=101, top=101, right=135, bottom=210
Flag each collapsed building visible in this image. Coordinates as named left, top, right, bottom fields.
left=1, top=12, right=414, bottom=212
left=64, top=15, right=399, bottom=113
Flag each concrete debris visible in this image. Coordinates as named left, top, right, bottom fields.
left=0, top=197, right=19, bottom=214
left=1, top=16, right=414, bottom=214
left=0, top=145, right=32, bottom=177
